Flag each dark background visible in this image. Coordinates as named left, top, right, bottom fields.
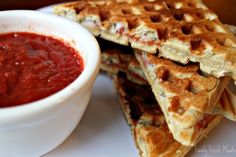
left=0, top=0, right=235, bottom=25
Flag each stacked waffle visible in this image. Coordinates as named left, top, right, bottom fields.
left=53, top=0, right=236, bottom=156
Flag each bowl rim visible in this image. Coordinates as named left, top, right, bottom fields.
left=0, top=10, right=100, bottom=121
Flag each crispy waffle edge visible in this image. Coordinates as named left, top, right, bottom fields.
left=134, top=49, right=228, bottom=145
left=112, top=72, right=222, bottom=157
left=53, top=0, right=236, bottom=83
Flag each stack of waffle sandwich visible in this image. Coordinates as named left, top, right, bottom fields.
left=53, top=0, right=236, bottom=156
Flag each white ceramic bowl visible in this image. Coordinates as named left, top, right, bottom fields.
left=0, top=10, right=100, bottom=157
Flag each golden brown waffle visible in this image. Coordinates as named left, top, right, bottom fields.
left=113, top=72, right=222, bottom=157
left=213, top=88, right=236, bottom=121
left=54, top=0, right=236, bottom=82
left=99, top=37, right=147, bottom=84
left=225, top=24, right=236, bottom=37
left=101, top=44, right=235, bottom=122
left=134, top=49, right=230, bottom=145
left=101, top=49, right=147, bottom=84
left=101, top=49, right=131, bottom=74
left=211, top=25, right=236, bottom=121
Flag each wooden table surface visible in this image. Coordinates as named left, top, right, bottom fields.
left=0, top=0, right=235, bottom=25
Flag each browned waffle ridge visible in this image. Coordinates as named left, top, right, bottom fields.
left=134, top=49, right=230, bottom=145
left=54, top=0, right=236, bottom=82
left=113, top=72, right=222, bottom=157
left=100, top=45, right=230, bottom=145
left=101, top=46, right=235, bottom=122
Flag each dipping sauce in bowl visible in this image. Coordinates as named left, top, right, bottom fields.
left=0, top=10, right=100, bottom=157
left=0, top=32, right=83, bottom=108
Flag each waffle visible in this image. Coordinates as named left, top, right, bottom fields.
left=134, top=49, right=230, bottom=145
left=225, top=24, right=236, bottom=37
left=98, top=37, right=147, bottom=84
left=101, top=50, right=147, bottom=85
left=54, top=0, right=236, bottom=82
left=213, top=88, right=236, bottom=121
left=211, top=25, right=236, bottom=121
left=113, top=72, right=222, bottom=157
left=99, top=38, right=235, bottom=123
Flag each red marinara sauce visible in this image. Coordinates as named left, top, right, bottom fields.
left=0, top=32, right=83, bottom=108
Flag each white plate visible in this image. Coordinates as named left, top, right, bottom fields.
left=39, top=5, right=236, bottom=157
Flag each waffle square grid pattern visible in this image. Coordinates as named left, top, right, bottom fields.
left=54, top=0, right=236, bottom=83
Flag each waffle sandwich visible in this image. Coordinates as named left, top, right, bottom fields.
left=113, top=72, right=224, bottom=157
left=213, top=25, right=236, bottom=121
left=53, top=0, right=236, bottom=154
left=99, top=38, right=147, bottom=85
left=134, top=49, right=230, bottom=145
left=54, top=0, right=236, bottom=82
left=101, top=43, right=236, bottom=122
left=100, top=43, right=230, bottom=145
left=213, top=88, right=236, bottom=121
